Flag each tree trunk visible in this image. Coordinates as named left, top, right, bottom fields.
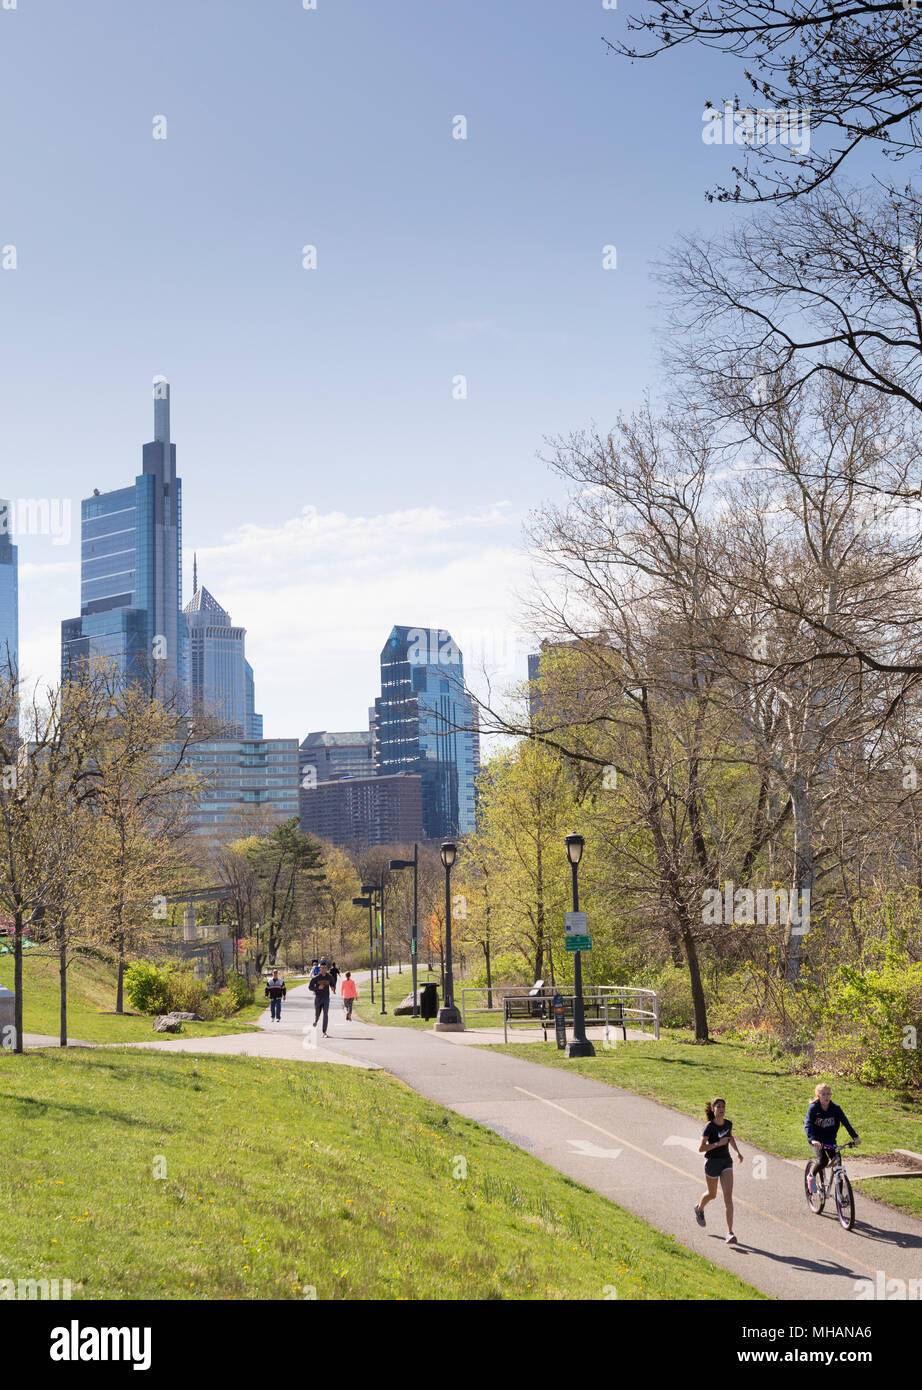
left=680, top=919, right=709, bottom=1041
left=785, top=774, right=814, bottom=982
left=13, top=909, right=23, bottom=1054
left=115, top=930, right=125, bottom=1014
left=58, top=922, right=67, bottom=1049
left=484, top=932, right=493, bottom=1010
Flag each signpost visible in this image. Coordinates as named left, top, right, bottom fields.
left=564, top=910, right=591, bottom=953
left=553, top=991, right=567, bottom=1050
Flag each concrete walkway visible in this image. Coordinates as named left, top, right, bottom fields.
left=108, top=976, right=922, bottom=1300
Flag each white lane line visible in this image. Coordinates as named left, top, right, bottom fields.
left=513, top=1086, right=878, bottom=1275
left=567, top=1138, right=622, bottom=1159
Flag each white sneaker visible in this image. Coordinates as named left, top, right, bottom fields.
left=726, top=1233, right=738, bottom=1245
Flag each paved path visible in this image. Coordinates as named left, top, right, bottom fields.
left=110, top=976, right=922, bottom=1300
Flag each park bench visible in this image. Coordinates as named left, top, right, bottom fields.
left=502, top=990, right=628, bottom=1041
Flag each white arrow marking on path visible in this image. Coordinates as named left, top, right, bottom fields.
left=663, top=1135, right=701, bottom=1153
left=567, top=1138, right=622, bottom=1159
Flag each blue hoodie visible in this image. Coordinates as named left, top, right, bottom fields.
left=804, top=1100, right=857, bottom=1146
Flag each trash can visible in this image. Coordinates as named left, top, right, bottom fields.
left=420, top=982, right=439, bottom=1020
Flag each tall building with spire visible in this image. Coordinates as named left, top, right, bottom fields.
left=62, top=379, right=185, bottom=690
left=184, top=562, right=262, bottom=737
left=0, top=502, right=19, bottom=681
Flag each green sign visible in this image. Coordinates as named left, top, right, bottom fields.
left=376, top=912, right=382, bottom=935
left=565, top=935, right=591, bottom=952
left=410, top=938, right=417, bottom=956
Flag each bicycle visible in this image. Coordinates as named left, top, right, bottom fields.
left=804, top=1140, right=857, bottom=1230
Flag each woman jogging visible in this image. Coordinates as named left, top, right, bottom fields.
left=341, top=970, right=357, bottom=1020
left=694, top=1097, right=743, bottom=1244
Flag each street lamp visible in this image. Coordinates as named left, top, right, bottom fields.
left=435, top=840, right=463, bottom=1030
left=389, top=845, right=419, bottom=1016
left=565, top=833, right=594, bottom=1058
left=362, top=883, right=387, bottom=1014
left=352, top=896, right=374, bottom=1004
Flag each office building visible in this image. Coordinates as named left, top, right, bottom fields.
left=374, top=625, right=478, bottom=839
left=0, top=503, right=19, bottom=679
left=184, top=562, right=263, bottom=737
left=62, top=380, right=185, bottom=690
left=299, top=771, right=423, bottom=848
left=182, top=737, right=300, bottom=845
left=299, top=730, right=375, bottom=784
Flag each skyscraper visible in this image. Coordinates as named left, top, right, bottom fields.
left=374, top=625, right=478, bottom=839
left=61, top=379, right=185, bottom=690
left=184, top=563, right=262, bottom=737
left=0, top=503, right=19, bottom=680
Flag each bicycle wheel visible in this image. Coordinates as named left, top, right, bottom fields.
left=835, top=1172, right=855, bottom=1231
left=804, top=1161, right=825, bottom=1214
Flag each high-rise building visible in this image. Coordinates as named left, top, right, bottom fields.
left=374, top=625, right=478, bottom=839
left=184, top=562, right=262, bottom=737
left=0, top=503, right=19, bottom=679
left=300, top=730, right=375, bottom=783
left=181, top=737, right=300, bottom=846
left=62, top=380, right=185, bottom=690
left=300, top=771, right=423, bottom=848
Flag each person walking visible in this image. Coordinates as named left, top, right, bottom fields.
left=694, top=1097, right=743, bottom=1243
left=264, top=970, right=287, bottom=1023
left=805, top=1083, right=859, bottom=1192
left=308, top=960, right=334, bottom=1038
left=329, top=959, right=340, bottom=991
left=341, top=970, right=357, bottom=1020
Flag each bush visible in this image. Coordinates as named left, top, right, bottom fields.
left=124, top=961, right=173, bottom=1015
left=225, top=972, right=254, bottom=1009
left=124, top=961, right=211, bottom=1018
left=817, top=953, right=922, bottom=1093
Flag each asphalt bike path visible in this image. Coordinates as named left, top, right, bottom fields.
left=115, top=975, right=922, bottom=1300
left=332, top=985, right=922, bottom=1302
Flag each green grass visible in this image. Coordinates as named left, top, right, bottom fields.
left=854, top=1177, right=922, bottom=1218
left=491, top=1036, right=922, bottom=1220
left=0, top=951, right=263, bottom=1045
left=0, top=1048, right=765, bottom=1301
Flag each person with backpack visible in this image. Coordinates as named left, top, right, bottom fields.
left=308, top=960, right=333, bottom=1037
left=341, top=970, right=357, bottom=1020
left=264, top=970, right=287, bottom=1022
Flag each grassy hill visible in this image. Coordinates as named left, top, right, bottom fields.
left=0, top=949, right=263, bottom=1044
left=0, top=1047, right=765, bottom=1300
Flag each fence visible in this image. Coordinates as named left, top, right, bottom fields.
left=459, top=984, right=659, bottom=1041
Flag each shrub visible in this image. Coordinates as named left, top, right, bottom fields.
left=124, top=961, right=173, bottom=1015
left=817, top=953, right=922, bottom=1093
left=124, top=961, right=211, bottom=1018
left=225, top=972, right=254, bottom=1009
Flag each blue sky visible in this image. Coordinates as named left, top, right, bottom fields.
left=1, top=0, right=744, bottom=734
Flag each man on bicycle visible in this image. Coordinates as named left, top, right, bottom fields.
left=805, top=1083, right=859, bottom=1192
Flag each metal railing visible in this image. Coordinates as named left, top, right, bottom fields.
left=459, top=984, right=659, bottom=1041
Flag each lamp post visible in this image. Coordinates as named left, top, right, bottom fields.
left=435, top=840, right=463, bottom=1030
left=389, top=844, right=419, bottom=1016
left=362, top=883, right=386, bottom=1014
left=565, top=833, right=595, bottom=1058
left=352, top=896, right=373, bottom=1004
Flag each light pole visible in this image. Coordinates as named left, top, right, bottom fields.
left=565, top=833, right=595, bottom=1058
left=389, top=844, right=419, bottom=1016
left=435, top=840, right=463, bottom=1030
left=362, top=883, right=386, bottom=1014
left=352, top=895, right=373, bottom=1005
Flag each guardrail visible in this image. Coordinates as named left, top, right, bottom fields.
left=460, top=984, right=659, bottom=1041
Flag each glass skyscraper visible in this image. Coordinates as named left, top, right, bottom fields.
left=0, top=502, right=19, bottom=680
left=61, top=380, right=184, bottom=691
left=374, top=625, right=478, bottom=839
left=184, top=570, right=262, bottom=738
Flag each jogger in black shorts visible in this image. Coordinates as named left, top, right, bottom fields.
left=694, top=1097, right=743, bottom=1243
